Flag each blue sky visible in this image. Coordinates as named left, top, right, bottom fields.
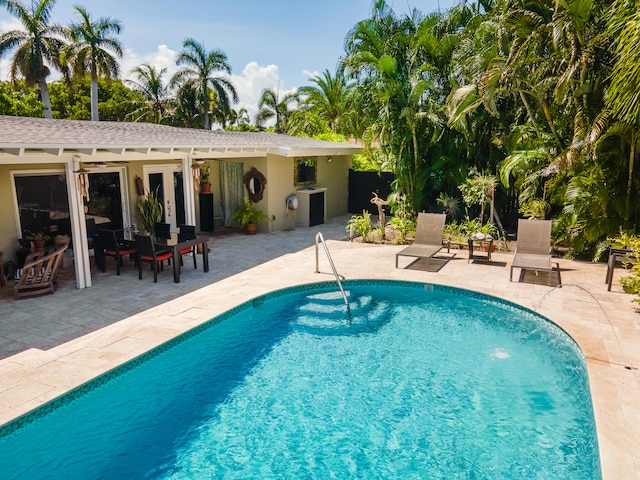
left=1, top=0, right=459, bottom=119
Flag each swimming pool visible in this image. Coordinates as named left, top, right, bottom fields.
left=0, top=280, right=601, bottom=479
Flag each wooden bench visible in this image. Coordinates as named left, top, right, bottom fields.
left=14, top=243, right=68, bottom=299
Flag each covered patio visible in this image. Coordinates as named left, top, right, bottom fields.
left=0, top=115, right=359, bottom=291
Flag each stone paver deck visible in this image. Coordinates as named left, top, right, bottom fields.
left=0, top=217, right=638, bottom=479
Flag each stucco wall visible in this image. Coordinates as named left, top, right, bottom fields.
left=267, top=155, right=351, bottom=233
left=198, top=154, right=351, bottom=234
left=0, top=164, right=19, bottom=262
left=316, top=155, right=351, bottom=219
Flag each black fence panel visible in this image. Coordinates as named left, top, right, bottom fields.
left=348, top=170, right=395, bottom=215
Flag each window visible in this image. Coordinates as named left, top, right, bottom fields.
left=14, top=173, right=70, bottom=238
left=294, top=158, right=317, bottom=186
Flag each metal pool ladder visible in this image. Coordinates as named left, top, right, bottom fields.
left=315, top=232, right=349, bottom=307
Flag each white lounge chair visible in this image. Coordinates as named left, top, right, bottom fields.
left=396, top=213, right=450, bottom=269
left=510, top=219, right=561, bottom=285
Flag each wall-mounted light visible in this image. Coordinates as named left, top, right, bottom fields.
left=195, top=159, right=205, bottom=165
left=327, top=157, right=333, bottom=163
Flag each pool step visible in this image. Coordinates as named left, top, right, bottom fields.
left=293, top=293, right=391, bottom=336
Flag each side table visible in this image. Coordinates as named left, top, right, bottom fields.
left=468, top=235, right=493, bottom=263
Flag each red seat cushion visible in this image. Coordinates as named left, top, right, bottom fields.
left=179, top=247, right=192, bottom=254
left=119, top=248, right=137, bottom=255
left=141, top=252, right=172, bottom=262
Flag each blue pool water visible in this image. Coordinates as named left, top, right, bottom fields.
left=0, top=281, right=601, bottom=479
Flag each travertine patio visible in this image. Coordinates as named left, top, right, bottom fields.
left=0, top=216, right=638, bottom=479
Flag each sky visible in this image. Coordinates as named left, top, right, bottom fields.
left=0, top=0, right=458, bottom=121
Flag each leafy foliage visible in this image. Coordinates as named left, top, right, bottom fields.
left=230, top=199, right=268, bottom=229
left=138, top=187, right=163, bottom=236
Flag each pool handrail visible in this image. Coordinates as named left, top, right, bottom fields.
left=315, top=232, right=349, bottom=307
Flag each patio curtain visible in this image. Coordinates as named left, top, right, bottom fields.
left=219, top=161, right=244, bottom=227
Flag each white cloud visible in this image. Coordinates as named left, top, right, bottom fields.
left=302, top=69, right=321, bottom=80
left=0, top=18, right=24, bottom=81
left=230, top=62, right=282, bottom=122
left=228, top=62, right=299, bottom=124
left=120, top=44, right=179, bottom=83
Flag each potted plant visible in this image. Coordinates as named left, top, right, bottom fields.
left=200, top=163, right=212, bottom=194
left=138, top=187, right=163, bottom=236
left=230, top=199, right=268, bottom=234
left=23, top=230, right=51, bottom=250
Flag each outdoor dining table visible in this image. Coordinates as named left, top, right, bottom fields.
left=154, top=233, right=209, bottom=283
left=120, top=230, right=209, bottom=283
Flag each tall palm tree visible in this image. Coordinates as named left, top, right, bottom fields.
left=63, top=6, right=123, bottom=121
left=298, top=69, right=353, bottom=133
left=172, top=38, right=237, bottom=129
left=256, top=87, right=298, bottom=133
left=0, top=0, right=66, bottom=118
left=125, top=63, right=171, bottom=124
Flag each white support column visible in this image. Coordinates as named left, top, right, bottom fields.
left=182, top=156, right=197, bottom=226
left=66, top=160, right=92, bottom=288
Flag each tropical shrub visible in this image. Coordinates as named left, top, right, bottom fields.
left=346, top=211, right=372, bottom=242
left=389, top=215, right=415, bottom=244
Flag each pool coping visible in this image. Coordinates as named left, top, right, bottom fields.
left=0, top=242, right=638, bottom=479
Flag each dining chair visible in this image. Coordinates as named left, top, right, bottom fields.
left=178, top=224, right=197, bottom=268
left=135, top=234, right=173, bottom=283
left=154, top=222, right=171, bottom=239
left=97, top=229, right=137, bottom=275
left=153, top=222, right=173, bottom=265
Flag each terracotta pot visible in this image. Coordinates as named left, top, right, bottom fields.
left=201, top=182, right=212, bottom=194
left=34, top=239, right=46, bottom=250
left=482, top=242, right=496, bottom=252
left=245, top=223, right=257, bottom=235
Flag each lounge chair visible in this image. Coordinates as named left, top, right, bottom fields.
left=509, top=219, right=561, bottom=285
left=14, top=243, right=68, bottom=299
left=606, top=247, right=637, bottom=291
left=396, top=213, right=450, bottom=269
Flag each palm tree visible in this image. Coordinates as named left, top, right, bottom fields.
left=171, top=80, right=203, bottom=128
left=297, top=69, right=353, bottom=133
left=255, top=87, right=298, bottom=133
left=231, top=107, right=250, bottom=126
left=172, top=38, right=237, bottom=129
left=607, top=1, right=640, bottom=127
left=63, top=6, right=123, bottom=121
left=125, top=63, right=171, bottom=124
left=0, top=0, right=66, bottom=118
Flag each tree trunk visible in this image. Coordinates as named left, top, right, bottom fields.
left=540, top=98, right=563, bottom=153
left=90, top=72, right=99, bottom=121
left=626, top=129, right=637, bottom=221
left=39, top=77, right=53, bottom=119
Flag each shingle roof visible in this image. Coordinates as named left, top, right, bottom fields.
left=0, top=115, right=360, bottom=157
